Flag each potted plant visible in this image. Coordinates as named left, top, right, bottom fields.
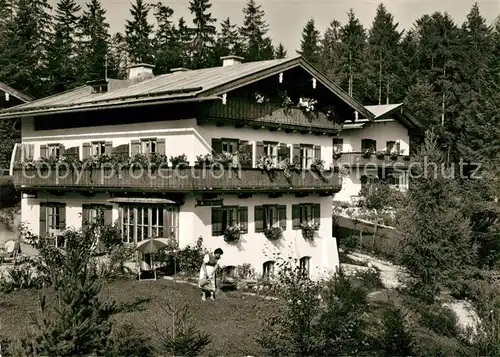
left=310, top=158, right=325, bottom=173
left=214, top=152, right=235, bottom=169
left=170, top=154, right=189, bottom=168
left=375, top=150, right=386, bottom=160
left=333, top=151, right=343, bottom=160
left=301, top=222, right=319, bottom=240
left=194, top=154, right=214, bottom=168
left=263, top=226, right=283, bottom=241
left=223, top=224, right=245, bottom=243
left=362, top=149, right=374, bottom=159
left=390, top=151, right=399, bottom=160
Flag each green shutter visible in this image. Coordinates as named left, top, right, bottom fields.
left=39, top=204, right=47, bottom=237
left=256, top=141, right=265, bottom=159
left=314, top=145, right=321, bottom=160
left=104, top=141, right=113, bottom=155
left=58, top=204, right=66, bottom=230
left=279, top=205, right=286, bottom=230
left=130, top=140, right=141, bottom=156
left=254, top=206, right=264, bottom=233
left=157, top=138, right=166, bottom=155
left=82, top=204, right=90, bottom=229
left=211, top=139, right=222, bottom=154
left=238, top=206, right=248, bottom=233
left=292, top=204, right=300, bottom=230
left=292, top=145, right=301, bottom=166
left=82, top=143, right=91, bottom=158
left=40, top=145, right=48, bottom=159
left=211, top=207, right=222, bottom=236
left=313, top=204, right=320, bottom=228
left=104, top=205, right=113, bottom=226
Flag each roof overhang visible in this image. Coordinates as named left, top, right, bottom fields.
left=108, top=197, right=177, bottom=204
left=0, top=96, right=221, bottom=120
left=365, top=103, right=424, bottom=130
left=0, top=83, right=32, bottom=103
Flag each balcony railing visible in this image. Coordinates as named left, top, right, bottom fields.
left=12, top=167, right=341, bottom=193
left=333, top=152, right=411, bottom=168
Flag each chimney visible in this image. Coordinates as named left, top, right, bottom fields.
left=127, top=63, right=155, bottom=80
left=221, top=55, right=244, bottom=67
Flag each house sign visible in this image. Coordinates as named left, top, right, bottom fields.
left=195, top=198, right=223, bottom=207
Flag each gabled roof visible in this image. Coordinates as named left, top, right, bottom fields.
left=343, top=103, right=424, bottom=130
left=0, top=56, right=374, bottom=120
left=0, top=83, right=32, bottom=103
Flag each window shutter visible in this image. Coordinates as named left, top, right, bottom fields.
left=40, top=145, right=48, bottom=159
left=81, top=142, right=91, bottom=158
left=59, top=144, right=65, bottom=156
left=25, top=144, right=34, bottom=161
left=211, top=139, right=222, bottom=154
left=104, top=141, right=113, bottom=155
left=238, top=206, right=248, bottom=233
left=313, top=203, right=321, bottom=228
left=314, top=145, right=321, bottom=160
left=104, top=205, right=113, bottom=226
left=118, top=207, right=123, bottom=230
left=157, top=138, right=166, bottom=155
left=278, top=143, right=290, bottom=162
left=256, top=141, right=265, bottom=159
left=82, top=204, right=90, bottom=228
left=254, top=206, right=264, bottom=233
left=292, top=204, right=300, bottom=230
left=211, top=207, right=222, bottom=236
left=238, top=140, right=252, bottom=168
left=39, top=204, right=47, bottom=237
left=130, top=140, right=141, bottom=156
left=58, top=204, right=66, bottom=230
left=292, top=144, right=301, bottom=165
left=278, top=205, right=286, bottom=230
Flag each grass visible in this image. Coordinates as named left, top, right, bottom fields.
left=0, top=278, right=279, bottom=356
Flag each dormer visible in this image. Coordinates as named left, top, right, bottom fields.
left=87, top=79, right=108, bottom=94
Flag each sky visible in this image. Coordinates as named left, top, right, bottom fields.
left=52, top=0, right=499, bottom=54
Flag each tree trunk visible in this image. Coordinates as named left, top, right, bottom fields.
left=441, top=61, right=447, bottom=126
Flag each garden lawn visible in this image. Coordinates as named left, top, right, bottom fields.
left=0, top=278, right=279, bottom=356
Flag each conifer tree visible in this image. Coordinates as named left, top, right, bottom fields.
left=366, top=4, right=404, bottom=104
left=339, top=9, right=367, bottom=101
left=213, top=17, right=244, bottom=61
left=239, top=0, right=274, bottom=61
left=274, top=42, right=287, bottom=58
left=153, top=1, right=177, bottom=74
left=0, top=0, right=52, bottom=98
left=318, top=20, right=345, bottom=85
left=188, top=0, right=217, bottom=68
left=110, top=32, right=128, bottom=79
left=46, top=0, right=81, bottom=93
left=175, top=17, right=193, bottom=68
left=79, top=0, right=114, bottom=82
left=125, top=0, right=154, bottom=63
left=297, top=19, right=320, bottom=65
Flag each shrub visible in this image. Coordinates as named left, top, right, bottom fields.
left=235, top=263, right=255, bottom=279
left=354, top=267, right=384, bottom=291
left=419, top=304, right=459, bottom=338
left=159, top=237, right=206, bottom=276
left=377, top=306, right=420, bottom=356
left=0, top=262, right=42, bottom=294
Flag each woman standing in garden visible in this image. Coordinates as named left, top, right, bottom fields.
left=198, top=248, right=224, bottom=301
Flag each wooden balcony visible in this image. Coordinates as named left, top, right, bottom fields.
left=333, top=152, right=411, bottom=168
left=12, top=167, right=341, bottom=193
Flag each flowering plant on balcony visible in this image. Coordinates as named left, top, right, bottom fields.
left=170, top=154, right=189, bottom=168
left=375, top=150, right=386, bottom=159
left=297, top=97, right=318, bottom=113
left=214, top=152, right=235, bottom=169
left=223, top=224, right=245, bottom=243
left=332, top=150, right=343, bottom=160
left=310, top=158, right=325, bottom=173
left=256, top=155, right=278, bottom=171
left=263, top=226, right=283, bottom=241
left=194, top=154, right=214, bottom=168
left=254, top=92, right=265, bottom=104
left=362, top=149, right=374, bottom=158
left=300, top=222, right=319, bottom=240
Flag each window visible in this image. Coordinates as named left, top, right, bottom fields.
left=48, top=144, right=62, bottom=159
left=221, top=139, right=239, bottom=154
left=264, top=142, right=278, bottom=162
left=40, top=203, right=66, bottom=245
left=292, top=203, right=320, bottom=230
left=141, top=139, right=157, bottom=154
left=361, top=139, right=376, bottom=152
left=300, top=145, right=314, bottom=169
left=333, top=138, right=343, bottom=153
left=254, top=205, right=286, bottom=232
left=82, top=204, right=112, bottom=227
left=211, top=206, right=248, bottom=236
left=386, top=141, right=400, bottom=154
left=91, top=141, right=106, bottom=156
left=299, top=257, right=310, bottom=278
left=121, top=205, right=178, bottom=244
left=263, top=261, right=275, bottom=279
